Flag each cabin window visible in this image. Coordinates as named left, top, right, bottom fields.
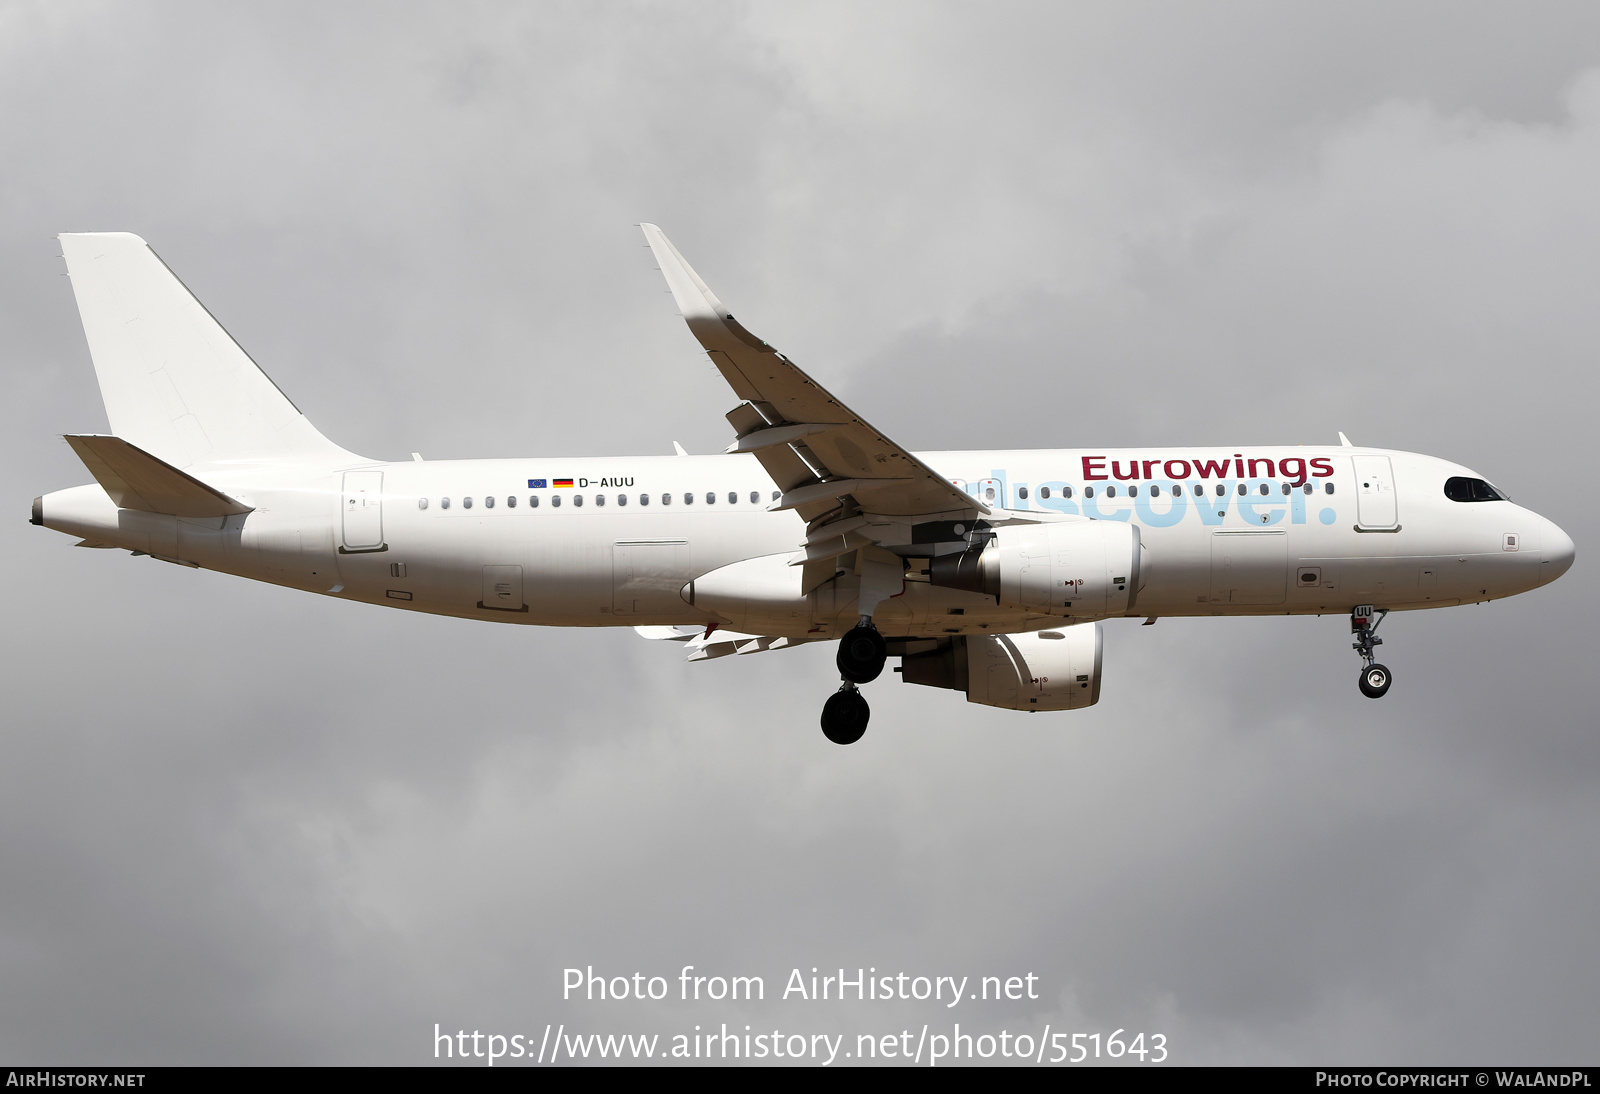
left=1259, top=483, right=1269, bottom=495
left=771, top=490, right=781, bottom=502
left=1019, top=486, right=1030, bottom=500
left=1215, top=484, right=1225, bottom=496
left=1236, top=484, right=1246, bottom=495
left=1039, top=486, right=1051, bottom=499
left=1129, top=486, right=1139, bottom=497
left=1303, top=483, right=1313, bottom=494
left=417, top=498, right=428, bottom=510
left=530, top=495, right=540, bottom=508
left=749, top=491, right=760, bottom=504
left=507, top=496, right=516, bottom=508
left=463, top=497, right=473, bottom=509
left=1085, top=487, right=1095, bottom=498
left=441, top=497, right=450, bottom=509
left=1325, top=483, right=1335, bottom=495
left=595, top=494, right=605, bottom=507
left=1444, top=476, right=1508, bottom=502
left=728, top=492, right=738, bottom=505
left=640, top=494, right=650, bottom=506
left=484, top=495, right=495, bottom=508
left=617, top=493, right=627, bottom=506
left=574, top=495, right=584, bottom=507
left=1281, top=483, right=1291, bottom=495
left=1107, top=486, right=1117, bottom=498
left=706, top=492, right=716, bottom=505
left=1063, top=486, right=1073, bottom=498
left=684, top=492, right=694, bottom=505
left=661, top=493, right=672, bottom=505
left=551, top=495, right=561, bottom=508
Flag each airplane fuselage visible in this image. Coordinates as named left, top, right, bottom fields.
left=38, top=444, right=1567, bottom=640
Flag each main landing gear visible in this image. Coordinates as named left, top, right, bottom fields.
left=836, top=624, right=887, bottom=684
left=1351, top=605, right=1393, bottom=699
left=821, top=684, right=870, bottom=745
left=821, top=623, right=888, bottom=745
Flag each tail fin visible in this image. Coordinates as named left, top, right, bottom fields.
left=58, top=233, right=355, bottom=469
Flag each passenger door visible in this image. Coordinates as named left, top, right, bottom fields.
left=340, top=471, right=384, bottom=552
left=1353, top=455, right=1399, bottom=529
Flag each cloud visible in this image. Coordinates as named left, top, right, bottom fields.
left=1, top=1, right=1596, bottom=1064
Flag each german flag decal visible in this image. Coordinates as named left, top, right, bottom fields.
left=553, top=478, right=574, bottom=488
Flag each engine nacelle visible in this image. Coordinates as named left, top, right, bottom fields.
left=901, top=624, right=1103, bottom=711
left=929, top=520, right=1141, bottom=619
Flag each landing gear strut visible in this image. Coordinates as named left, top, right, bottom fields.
left=821, top=622, right=886, bottom=744
left=821, top=683, right=869, bottom=745
left=1351, top=605, right=1392, bottom=699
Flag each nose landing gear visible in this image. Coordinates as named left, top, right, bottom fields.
left=1358, top=663, right=1392, bottom=699
left=1351, top=605, right=1392, bottom=699
left=822, top=621, right=887, bottom=744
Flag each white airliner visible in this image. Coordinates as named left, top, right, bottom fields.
left=32, top=228, right=1575, bottom=744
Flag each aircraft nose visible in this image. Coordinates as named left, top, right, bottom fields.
left=1541, top=518, right=1576, bottom=586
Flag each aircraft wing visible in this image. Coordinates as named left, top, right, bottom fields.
left=641, top=225, right=987, bottom=537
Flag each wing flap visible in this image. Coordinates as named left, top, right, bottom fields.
left=64, top=434, right=252, bottom=517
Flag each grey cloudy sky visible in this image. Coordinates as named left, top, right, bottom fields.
left=2, top=0, right=1597, bottom=1065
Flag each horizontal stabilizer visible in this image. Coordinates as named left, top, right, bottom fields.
left=64, top=434, right=253, bottom=517
left=633, top=625, right=702, bottom=642
left=632, top=624, right=808, bottom=661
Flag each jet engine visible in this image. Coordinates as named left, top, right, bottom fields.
left=900, top=624, right=1103, bottom=711
left=928, top=520, right=1141, bottom=619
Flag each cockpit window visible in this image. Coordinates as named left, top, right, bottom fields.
left=1444, top=476, right=1508, bottom=502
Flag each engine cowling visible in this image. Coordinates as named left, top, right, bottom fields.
left=901, top=624, right=1103, bottom=711
left=929, top=520, right=1141, bottom=619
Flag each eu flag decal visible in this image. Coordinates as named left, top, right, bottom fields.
left=528, top=478, right=547, bottom=489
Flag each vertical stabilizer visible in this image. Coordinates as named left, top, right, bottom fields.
left=58, top=233, right=356, bottom=468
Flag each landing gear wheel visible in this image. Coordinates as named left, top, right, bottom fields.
left=821, top=688, right=870, bottom=745
left=836, top=625, right=887, bottom=684
left=1358, top=663, right=1393, bottom=699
